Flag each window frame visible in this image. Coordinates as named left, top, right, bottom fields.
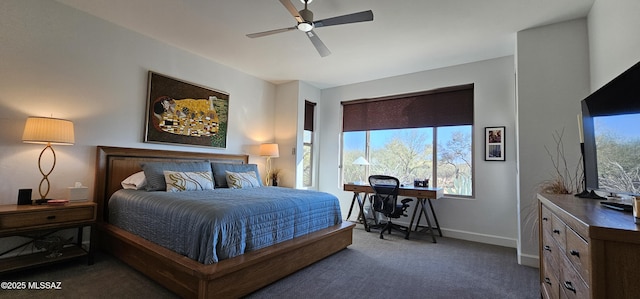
left=303, top=101, right=316, bottom=188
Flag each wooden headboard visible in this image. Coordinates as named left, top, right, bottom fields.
left=94, top=146, right=249, bottom=222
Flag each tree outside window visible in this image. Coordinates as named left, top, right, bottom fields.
left=343, top=126, right=472, bottom=196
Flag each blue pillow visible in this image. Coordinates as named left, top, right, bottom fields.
left=211, top=162, right=262, bottom=188
left=140, top=161, right=212, bottom=191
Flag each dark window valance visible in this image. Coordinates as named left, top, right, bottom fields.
left=341, top=84, right=474, bottom=132
left=304, top=100, right=316, bottom=131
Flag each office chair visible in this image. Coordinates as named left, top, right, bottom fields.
left=368, top=175, right=413, bottom=239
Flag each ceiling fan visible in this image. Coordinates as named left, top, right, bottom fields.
left=246, top=0, right=374, bottom=57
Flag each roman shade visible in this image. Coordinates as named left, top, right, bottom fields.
left=305, top=100, right=316, bottom=131
left=342, top=84, right=474, bottom=132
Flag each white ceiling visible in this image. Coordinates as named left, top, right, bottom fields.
left=55, top=0, right=594, bottom=89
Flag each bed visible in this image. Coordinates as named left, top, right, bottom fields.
left=94, top=146, right=354, bottom=298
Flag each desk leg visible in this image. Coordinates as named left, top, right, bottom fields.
left=414, top=208, right=423, bottom=231
left=426, top=199, right=443, bottom=237
left=408, top=201, right=419, bottom=238
left=346, top=193, right=357, bottom=221
left=418, top=199, right=437, bottom=243
left=347, top=192, right=371, bottom=231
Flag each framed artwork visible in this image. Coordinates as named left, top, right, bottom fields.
left=145, top=72, right=229, bottom=148
left=485, top=126, right=505, bottom=161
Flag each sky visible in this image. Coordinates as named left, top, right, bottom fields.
left=344, top=126, right=471, bottom=151
left=594, top=113, right=640, bottom=140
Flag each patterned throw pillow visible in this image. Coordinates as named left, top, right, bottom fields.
left=211, top=163, right=263, bottom=188
left=141, top=161, right=212, bottom=191
left=163, top=171, right=214, bottom=192
left=225, top=171, right=261, bottom=189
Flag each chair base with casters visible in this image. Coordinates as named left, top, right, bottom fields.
left=373, top=198, right=412, bottom=239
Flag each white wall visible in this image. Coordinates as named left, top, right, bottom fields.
left=273, top=81, right=321, bottom=189
left=274, top=81, right=299, bottom=188
left=0, top=0, right=277, bottom=205
left=516, top=19, right=590, bottom=266
left=318, top=56, right=519, bottom=247
left=588, top=0, right=640, bottom=89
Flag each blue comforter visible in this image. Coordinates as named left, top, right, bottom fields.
left=108, top=187, right=342, bottom=264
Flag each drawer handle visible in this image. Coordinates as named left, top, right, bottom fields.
left=544, top=277, right=552, bottom=285
left=564, top=281, right=577, bottom=293
left=553, top=229, right=560, bottom=234
left=47, top=215, right=56, bottom=220
left=542, top=217, right=549, bottom=221
left=543, top=245, right=552, bottom=252
left=570, top=250, right=580, bottom=257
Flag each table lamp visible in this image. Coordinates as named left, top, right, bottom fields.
left=259, top=143, right=279, bottom=186
left=352, top=156, right=369, bottom=184
left=22, top=116, right=75, bottom=204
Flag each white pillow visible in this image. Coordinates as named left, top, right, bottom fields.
left=163, top=170, right=214, bottom=192
left=225, top=170, right=261, bottom=189
left=121, top=171, right=147, bottom=190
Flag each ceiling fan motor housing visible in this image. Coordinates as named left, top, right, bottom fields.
left=300, top=9, right=313, bottom=22
left=297, top=9, right=314, bottom=31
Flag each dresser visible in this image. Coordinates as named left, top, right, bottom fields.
left=538, top=193, right=640, bottom=299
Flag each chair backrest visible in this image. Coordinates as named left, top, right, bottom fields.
left=369, top=175, right=400, bottom=216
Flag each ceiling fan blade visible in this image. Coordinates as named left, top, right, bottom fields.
left=306, top=30, right=331, bottom=57
left=279, top=0, right=305, bottom=23
left=314, top=10, right=373, bottom=28
left=246, top=27, right=297, bottom=38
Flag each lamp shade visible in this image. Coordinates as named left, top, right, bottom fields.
left=259, top=143, right=279, bottom=157
left=352, top=156, right=369, bottom=165
left=22, top=117, right=75, bottom=145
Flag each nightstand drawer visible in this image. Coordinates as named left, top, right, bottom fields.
left=0, top=206, right=95, bottom=229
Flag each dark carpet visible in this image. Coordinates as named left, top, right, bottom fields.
left=0, top=226, right=539, bottom=298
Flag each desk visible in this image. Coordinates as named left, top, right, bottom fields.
left=343, top=184, right=444, bottom=242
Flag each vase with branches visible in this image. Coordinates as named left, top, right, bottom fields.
left=540, top=128, right=583, bottom=195
left=523, top=128, right=583, bottom=244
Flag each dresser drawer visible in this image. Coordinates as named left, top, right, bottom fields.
left=551, top=214, right=567, bottom=251
left=565, top=226, right=590, bottom=286
left=542, top=230, right=560, bottom=274
left=542, top=262, right=560, bottom=299
left=559, top=257, right=589, bottom=299
left=541, top=205, right=554, bottom=233
left=0, top=206, right=95, bottom=230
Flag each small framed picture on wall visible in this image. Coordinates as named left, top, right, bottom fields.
left=485, top=126, right=505, bottom=161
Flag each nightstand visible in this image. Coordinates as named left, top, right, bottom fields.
left=0, top=201, right=96, bottom=274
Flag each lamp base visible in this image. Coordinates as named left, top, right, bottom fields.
left=32, top=199, right=49, bottom=205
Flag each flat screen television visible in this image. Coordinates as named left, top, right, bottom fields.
left=582, top=60, right=640, bottom=196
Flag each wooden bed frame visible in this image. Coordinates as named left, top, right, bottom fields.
left=94, top=146, right=354, bottom=298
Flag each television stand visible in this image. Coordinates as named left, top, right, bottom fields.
left=575, top=190, right=606, bottom=199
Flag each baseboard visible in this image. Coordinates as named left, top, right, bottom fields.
left=518, top=253, right=539, bottom=268
left=440, top=228, right=517, bottom=248
left=391, top=218, right=518, bottom=248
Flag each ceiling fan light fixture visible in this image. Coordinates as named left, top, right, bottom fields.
left=297, top=22, right=314, bottom=32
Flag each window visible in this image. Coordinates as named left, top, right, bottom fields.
left=303, top=101, right=316, bottom=187
left=341, top=84, right=474, bottom=197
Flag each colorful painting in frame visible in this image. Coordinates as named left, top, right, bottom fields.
left=145, top=72, right=229, bottom=148
left=485, top=126, right=505, bottom=161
